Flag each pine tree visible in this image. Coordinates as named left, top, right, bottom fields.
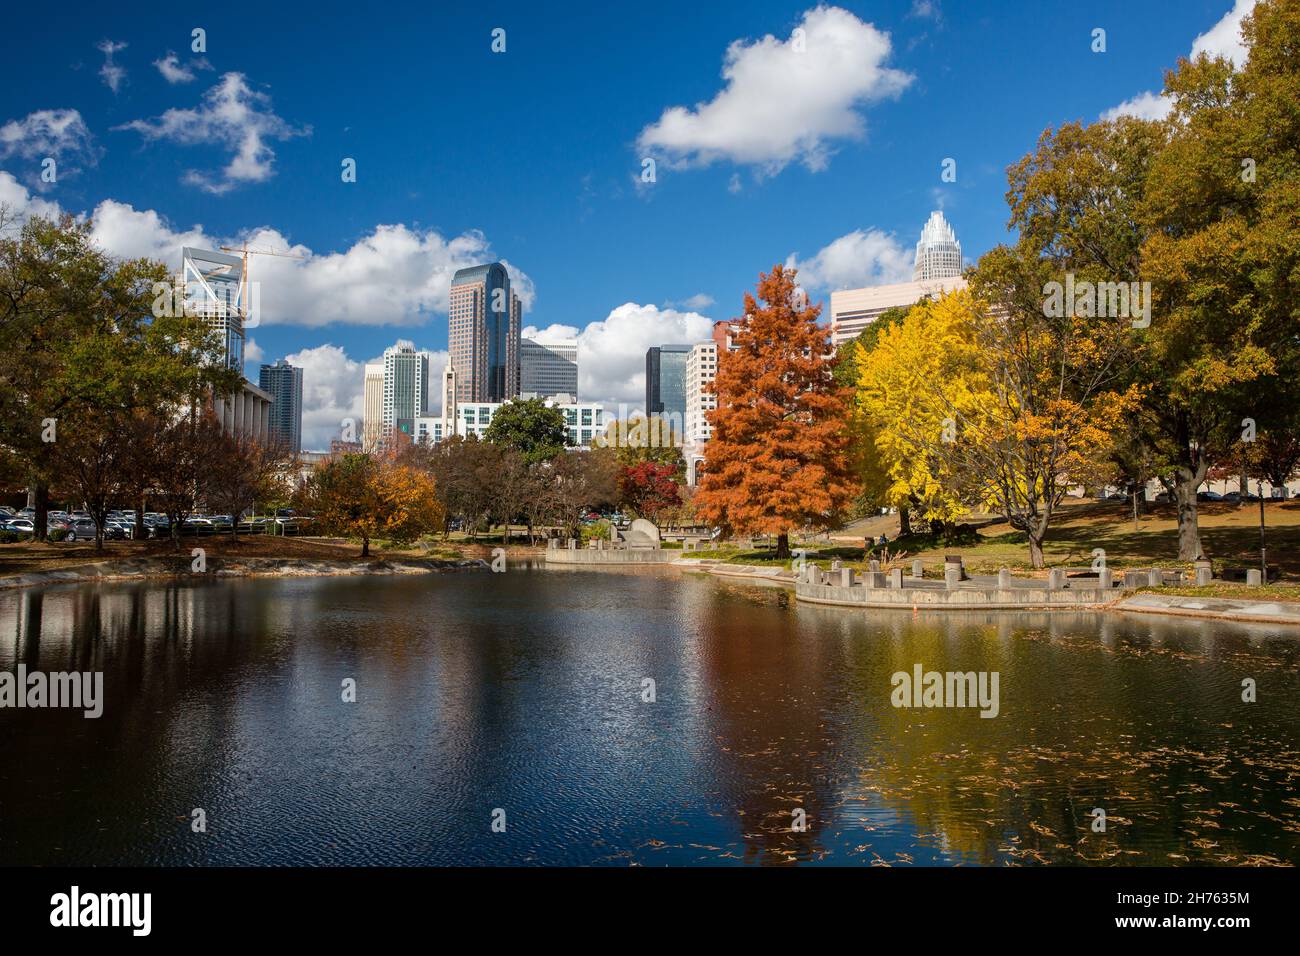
left=693, top=265, right=854, bottom=559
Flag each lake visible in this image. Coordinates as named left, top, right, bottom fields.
left=1, top=565, right=1297, bottom=866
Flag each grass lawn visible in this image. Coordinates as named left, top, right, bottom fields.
left=694, top=499, right=1300, bottom=582
left=1136, top=584, right=1300, bottom=604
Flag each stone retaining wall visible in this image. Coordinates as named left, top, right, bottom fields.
left=543, top=548, right=671, bottom=565
left=795, top=580, right=1117, bottom=609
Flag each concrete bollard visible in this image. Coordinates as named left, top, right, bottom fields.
left=1048, top=569, right=1066, bottom=590
left=869, top=559, right=881, bottom=573
left=841, top=568, right=854, bottom=588
left=1098, top=568, right=1113, bottom=589
left=944, top=567, right=960, bottom=590
left=1195, top=567, right=1212, bottom=586
left=831, top=559, right=843, bottom=572
left=998, top=568, right=1012, bottom=589
left=567, top=538, right=576, bottom=550
left=1247, top=568, right=1262, bottom=586
left=912, top=559, right=924, bottom=579
left=889, top=568, right=903, bottom=589
left=547, top=538, right=557, bottom=550
left=864, top=571, right=886, bottom=589
left=1123, top=570, right=1144, bottom=587
left=1148, top=569, right=1163, bottom=587
left=944, top=561, right=963, bottom=582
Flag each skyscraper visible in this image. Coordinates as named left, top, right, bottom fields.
left=520, top=336, right=578, bottom=398
left=258, top=359, right=303, bottom=454
left=645, top=344, right=692, bottom=428
left=912, top=211, right=963, bottom=281
left=180, top=246, right=272, bottom=442
left=181, top=246, right=245, bottom=371
left=448, top=262, right=521, bottom=403
left=684, top=342, right=718, bottom=445
left=362, top=363, right=384, bottom=451
left=382, top=342, right=432, bottom=439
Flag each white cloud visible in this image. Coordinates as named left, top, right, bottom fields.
left=636, top=5, right=911, bottom=177
left=661, top=293, right=715, bottom=311
left=0, top=171, right=535, bottom=329
left=786, top=228, right=913, bottom=292
left=1103, top=0, right=1256, bottom=121
left=281, top=344, right=365, bottom=451
left=1102, top=90, right=1173, bottom=122
left=573, top=303, right=715, bottom=413
left=0, top=109, right=99, bottom=185
left=522, top=323, right=581, bottom=341
left=243, top=338, right=265, bottom=365
left=117, top=72, right=310, bottom=193
left=154, top=52, right=211, bottom=84
left=1191, top=0, right=1255, bottom=64
left=0, top=170, right=60, bottom=219
left=909, top=1, right=941, bottom=21
left=98, top=40, right=128, bottom=94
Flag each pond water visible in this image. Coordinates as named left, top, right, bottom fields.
left=1, top=566, right=1297, bottom=866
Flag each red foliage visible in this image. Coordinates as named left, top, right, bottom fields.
left=618, top=461, right=681, bottom=523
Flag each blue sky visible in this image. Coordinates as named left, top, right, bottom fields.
left=0, top=0, right=1256, bottom=448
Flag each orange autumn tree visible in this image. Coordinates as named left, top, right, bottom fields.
left=300, top=453, right=443, bottom=557
left=694, top=265, right=855, bottom=559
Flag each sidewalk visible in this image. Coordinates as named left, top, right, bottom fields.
left=1113, top=592, right=1300, bottom=627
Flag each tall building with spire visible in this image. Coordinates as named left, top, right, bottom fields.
left=448, top=262, right=521, bottom=403
left=912, top=211, right=962, bottom=281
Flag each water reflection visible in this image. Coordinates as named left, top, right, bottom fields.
left=0, top=569, right=1296, bottom=866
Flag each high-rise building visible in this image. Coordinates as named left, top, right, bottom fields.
left=520, top=336, right=578, bottom=398
left=912, top=211, right=963, bottom=282
left=448, top=262, right=521, bottom=403
left=684, top=342, right=718, bottom=445
left=179, top=246, right=272, bottom=441
left=382, top=342, right=432, bottom=440
left=181, top=246, right=245, bottom=371
left=426, top=394, right=604, bottom=447
left=829, top=276, right=968, bottom=350
left=258, top=359, right=303, bottom=454
left=645, top=344, right=692, bottom=428
left=712, top=320, right=743, bottom=353
left=362, top=363, right=384, bottom=452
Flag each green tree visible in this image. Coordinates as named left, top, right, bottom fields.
left=482, top=397, right=568, bottom=465
left=0, top=211, right=238, bottom=539
left=1135, top=0, right=1300, bottom=558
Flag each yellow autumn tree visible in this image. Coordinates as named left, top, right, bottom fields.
left=855, top=289, right=988, bottom=535
left=858, top=287, right=1133, bottom=567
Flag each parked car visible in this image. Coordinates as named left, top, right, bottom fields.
left=1197, top=491, right=1224, bottom=502
left=64, top=519, right=98, bottom=541
left=3, top=518, right=35, bottom=533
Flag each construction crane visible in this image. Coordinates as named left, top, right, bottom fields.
left=218, top=243, right=305, bottom=325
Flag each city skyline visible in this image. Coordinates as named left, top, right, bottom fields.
left=0, top=1, right=1259, bottom=448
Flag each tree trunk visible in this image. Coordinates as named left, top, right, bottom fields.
left=898, top=504, right=912, bottom=537
left=776, top=532, right=790, bottom=560
left=33, top=484, right=49, bottom=542
left=361, top=537, right=370, bottom=558
left=1174, top=464, right=1206, bottom=560
left=135, top=493, right=146, bottom=541
left=1027, top=532, right=1045, bottom=570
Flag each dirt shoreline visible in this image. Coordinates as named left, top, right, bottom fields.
left=0, top=555, right=489, bottom=591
